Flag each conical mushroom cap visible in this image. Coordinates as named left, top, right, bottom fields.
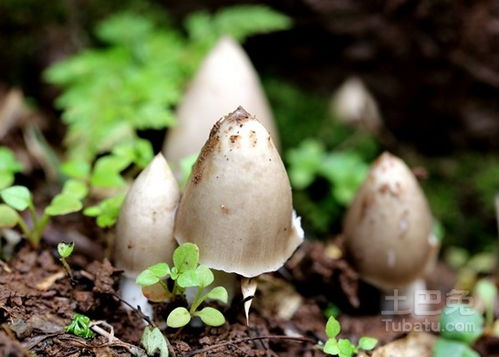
left=114, top=154, right=180, bottom=278
left=343, top=152, right=435, bottom=289
left=174, top=107, right=302, bottom=278
left=163, top=36, right=279, bottom=177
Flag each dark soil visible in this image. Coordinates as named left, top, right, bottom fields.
left=1, top=238, right=496, bottom=356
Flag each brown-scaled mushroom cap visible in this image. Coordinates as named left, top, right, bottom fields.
left=343, top=152, right=435, bottom=290
left=163, top=36, right=279, bottom=176
left=114, top=154, right=180, bottom=278
left=174, top=107, right=303, bottom=278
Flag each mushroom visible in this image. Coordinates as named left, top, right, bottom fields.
left=174, top=106, right=303, bottom=318
left=163, top=36, right=279, bottom=178
left=343, top=152, right=439, bottom=314
left=114, top=153, right=180, bottom=316
left=330, top=77, right=382, bottom=134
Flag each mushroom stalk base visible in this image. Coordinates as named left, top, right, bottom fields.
left=381, top=279, right=427, bottom=316
left=119, top=276, right=153, bottom=318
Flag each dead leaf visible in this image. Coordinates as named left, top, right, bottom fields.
left=35, top=271, right=66, bottom=291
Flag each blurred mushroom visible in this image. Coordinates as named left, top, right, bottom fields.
left=330, top=77, right=382, bottom=134
left=343, top=152, right=439, bottom=314
left=114, top=153, right=180, bottom=316
left=174, top=107, right=303, bottom=318
left=163, top=36, right=279, bottom=179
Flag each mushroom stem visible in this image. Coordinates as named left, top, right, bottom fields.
left=381, top=278, right=426, bottom=317
left=241, top=278, right=258, bottom=325
left=119, top=276, right=153, bottom=319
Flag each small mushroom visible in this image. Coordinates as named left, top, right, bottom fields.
left=343, top=152, right=439, bottom=313
left=163, top=36, right=279, bottom=178
left=330, top=77, right=382, bottom=134
left=174, top=107, right=303, bottom=318
left=114, top=153, right=180, bottom=316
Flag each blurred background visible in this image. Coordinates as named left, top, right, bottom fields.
left=1, top=0, right=498, bottom=261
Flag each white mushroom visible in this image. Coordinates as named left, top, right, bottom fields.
left=343, top=152, right=439, bottom=314
left=114, top=153, right=180, bottom=316
left=330, top=77, right=382, bottom=133
left=174, top=107, right=303, bottom=319
left=163, top=36, right=279, bottom=178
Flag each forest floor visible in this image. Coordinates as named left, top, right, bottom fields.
left=1, top=238, right=498, bottom=356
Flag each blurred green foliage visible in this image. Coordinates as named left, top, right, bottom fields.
left=264, top=78, right=379, bottom=235
left=45, top=5, right=292, bottom=163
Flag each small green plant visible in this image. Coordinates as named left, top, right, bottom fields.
left=474, top=279, right=497, bottom=330
left=434, top=304, right=484, bottom=357
left=45, top=6, right=292, bottom=163
left=57, top=242, right=74, bottom=278
left=136, top=243, right=228, bottom=328
left=322, top=316, right=377, bottom=356
left=65, top=313, right=94, bottom=338
left=0, top=180, right=86, bottom=247
left=0, top=147, right=23, bottom=190
left=141, top=326, right=169, bottom=357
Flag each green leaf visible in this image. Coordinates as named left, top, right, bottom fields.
left=65, top=313, right=94, bottom=339
left=206, top=286, right=228, bottom=304
left=45, top=194, right=82, bottom=216
left=61, top=159, right=91, bottom=179
left=179, top=153, right=198, bottom=188
left=136, top=264, right=170, bottom=287
left=141, top=326, right=169, bottom=357
left=475, top=279, right=497, bottom=307
left=57, top=242, right=74, bottom=258
left=195, top=265, right=214, bottom=287
left=0, top=172, right=14, bottom=190
left=167, top=307, right=191, bottom=328
left=62, top=179, right=88, bottom=200
left=177, top=269, right=199, bottom=288
left=173, top=243, right=199, bottom=273
left=195, top=307, right=225, bottom=327
left=337, top=339, right=355, bottom=357
left=0, top=186, right=32, bottom=211
left=323, top=339, right=339, bottom=355
left=358, top=336, right=377, bottom=351
left=325, top=316, right=341, bottom=339
left=440, top=304, right=484, bottom=344
left=148, top=263, right=170, bottom=278
left=90, top=155, right=130, bottom=188
left=434, top=338, right=480, bottom=357
left=287, top=139, right=324, bottom=189
left=0, top=204, right=19, bottom=228
left=83, top=194, right=125, bottom=228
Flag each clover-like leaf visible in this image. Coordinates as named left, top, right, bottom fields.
left=195, top=307, right=225, bottom=327
left=337, top=339, right=355, bottom=357
left=195, top=265, right=214, bottom=287
left=173, top=243, right=199, bottom=273
left=65, top=313, right=94, bottom=339
left=206, top=286, right=228, bottom=304
left=62, top=179, right=88, bottom=200
left=177, top=269, right=198, bottom=288
left=358, top=336, right=377, bottom=351
left=167, top=307, right=191, bottom=328
left=440, top=304, right=484, bottom=344
left=141, top=326, right=169, bottom=357
left=45, top=194, right=82, bottom=216
left=325, top=316, right=341, bottom=339
left=57, top=242, right=75, bottom=258
left=61, top=159, right=91, bottom=180
left=1, top=185, right=32, bottom=211
left=0, top=204, right=19, bottom=228
left=323, top=339, right=339, bottom=355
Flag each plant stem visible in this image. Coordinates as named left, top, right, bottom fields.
left=60, top=257, right=73, bottom=279
left=189, top=286, right=205, bottom=314
left=31, top=213, right=50, bottom=247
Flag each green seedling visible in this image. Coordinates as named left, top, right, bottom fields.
left=65, top=313, right=94, bottom=338
left=0, top=180, right=86, bottom=247
left=322, top=316, right=377, bottom=356
left=141, top=326, right=169, bottom=357
left=434, top=303, right=484, bottom=357
left=83, top=193, right=125, bottom=228
left=474, top=279, right=497, bottom=329
left=0, top=147, right=23, bottom=190
left=57, top=242, right=74, bottom=278
left=136, top=243, right=228, bottom=328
